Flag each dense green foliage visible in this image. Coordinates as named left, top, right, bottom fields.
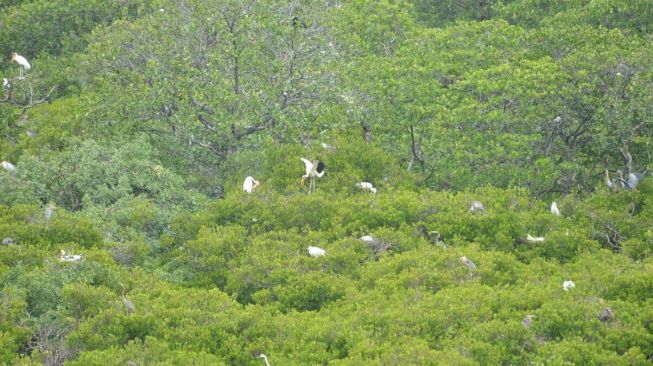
left=1, top=0, right=652, bottom=364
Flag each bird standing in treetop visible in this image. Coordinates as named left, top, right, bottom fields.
left=598, top=307, right=614, bottom=322
left=550, top=202, right=560, bottom=216
left=526, top=234, right=545, bottom=243
left=522, top=314, right=536, bottom=327
left=356, top=181, right=377, bottom=194
left=1, top=160, right=17, bottom=175
left=562, top=280, right=575, bottom=291
left=468, top=200, right=485, bottom=214
left=59, top=249, right=82, bottom=262
left=11, top=53, right=30, bottom=79
left=300, top=158, right=325, bottom=194
left=460, top=256, right=477, bottom=270
left=308, top=246, right=326, bottom=257
left=3, top=78, right=9, bottom=88
left=243, top=176, right=260, bottom=193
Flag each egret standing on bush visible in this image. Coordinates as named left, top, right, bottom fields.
left=356, top=182, right=377, bottom=194
left=550, top=202, right=560, bottom=216
left=300, top=158, right=325, bottom=194
left=243, top=176, right=260, bottom=193
left=1, top=160, right=16, bottom=175
left=11, top=53, right=30, bottom=79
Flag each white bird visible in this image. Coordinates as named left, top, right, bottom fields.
left=59, top=249, right=82, bottom=262
left=45, top=204, right=55, bottom=229
left=562, top=280, right=575, bottom=291
left=550, top=202, right=560, bottom=216
left=300, top=158, right=325, bottom=194
left=258, top=354, right=271, bottom=366
left=1, top=160, right=17, bottom=174
left=356, top=181, right=377, bottom=194
left=526, top=234, right=545, bottom=243
left=469, top=200, right=485, bottom=214
left=460, top=256, right=477, bottom=270
left=359, top=235, right=375, bottom=243
left=626, top=170, right=647, bottom=190
left=243, top=176, right=260, bottom=193
left=3, top=78, right=9, bottom=88
left=11, top=53, right=31, bottom=79
left=308, top=246, right=326, bottom=257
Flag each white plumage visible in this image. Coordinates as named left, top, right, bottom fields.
left=243, top=176, right=260, bottom=193
left=526, top=234, right=545, bottom=242
left=11, top=52, right=30, bottom=79
left=469, top=200, right=485, bottom=214
left=550, top=202, right=560, bottom=216
left=356, top=182, right=377, bottom=194
left=59, top=250, right=82, bottom=262
left=308, top=246, right=326, bottom=257
left=1, top=160, right=17, bottom=174
left=3, top=78, right=9, bottom=88
left=359, top=235, right=375, bottom=243
left=300, top=158, right=325, bottom=193
left=562, top=280, right=575, bottom=291
left=258, top=354, right=271, bottom=366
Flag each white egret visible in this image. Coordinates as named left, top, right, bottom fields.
left=258, top=354, right=271, bottom=366
left=522, top=314, right=536, bottom=327
left=626, top=170, right=647, bottom=190
left=59, top=249, right=82, bottom=262
left=45, top=204, right=54, bottom=229
left=598, top=307, right=613, bottom=322
left=460, top=256, right=477, bottom=270
left=526, top=234, right=545, bottom=243
left=300, top=158, right=325, bottom=194
left=2, top=237, right=15, bottom=245
left=308, top=246, right=326, bottom=257
left=356, top=182, right=377, bottom=194
left=562, top=280, right=575, bottom=291
left=359, top=235, right=375, bottom=243
left=11, top=53, right=30, bottom=79
left=3, top=78, right=9, bottom=88
left=243, top=176, right=260, bottom=193
left=469, top=200, right=485, bottom=214
left=551, top=202, right=560, bottom=216
left=1, top=160, right=17, bottom=175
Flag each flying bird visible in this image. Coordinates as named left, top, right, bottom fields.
left=243, top=176, right=260, bottom=193
left=356, top=182, right=377, bottom=194
left=550, top=202, right=560, bottom=216
left=1, top=160, right=17, bottom=175
left=308, top=246, right=326, bottom=257
left=562, top=280, right=575, bottom=291
left=11, top=52, right=30, bottom=79
left=460, top=256, right=477, bottom=270
left=300, top=158, right=325, bottom=194
left=469, top=201, right=485, bottom=214
left=59, top=249, right=82, bottom=262
left=258, top=354, right=271, bottom=366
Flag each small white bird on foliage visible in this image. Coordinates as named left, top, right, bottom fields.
left=460, top=256, right=477, bottom=270
left=59, top=249, right=82, bottom=262
left=469, top=200, right=485, bottom=214
left=551, top=202, right=561, bottom=216
left=308, top=246, right=326, bottom=257
left=562, top=280, right=575, bottom=291
left=243, top=176, right=260, bottom=193
left=526, top=234, right=545, bottom=243
left=258, top=354, right=271, bottom=366
left=356, top=181, right=377, bottom=194
left=3, top=78, right=9, bottom=88
left=11, top=52, right=30, bottom=79
left=360, top=235, right=375, bottom=243
left=1, top=160, right=17, bottom=174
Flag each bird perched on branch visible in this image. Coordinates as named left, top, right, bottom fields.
left=59, top=249, right=82, bottom=262
left=562, top=280, right=575, bottom=291
left=3, top=78, right=9, bottom=88
left=11, top=52, right=30, bottom=79
left=356, top=182, right=377, bottom=194
left=300, top=158, right=325, bottom=194
left=243, top=176, right=260, bottom=193
left=522, top=314, right=536, bottom=327
left=526, top=234, right=545, bottom=243
left=550, top=202, right=560, bottom=216
left=460, top=256, right=477, bottom=270
left=598, top=307, right=613, bottom=322
left=469, top=201, right=485, bottom=214
left=308, top=246, right=326, bottom=257
left=1, top=160, right=17, bottom=175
